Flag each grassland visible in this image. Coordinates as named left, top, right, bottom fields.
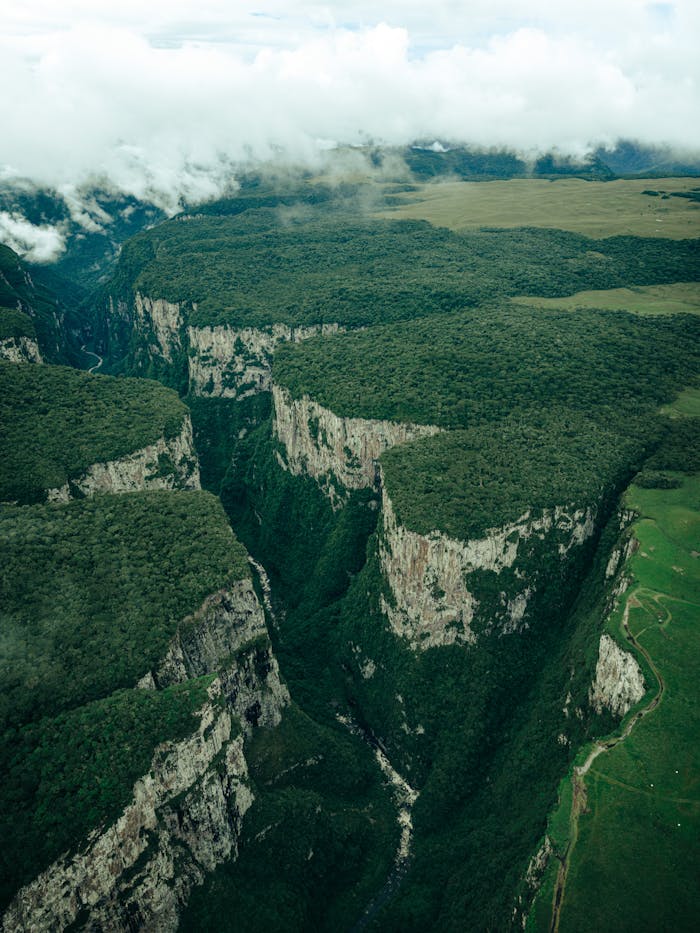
left=530, top=472, right=700, bottom=932
left=661, top=386, right=700, bottom=418
left=377, top=177, right=700, bottom=239
left=512, top=282, right=700, bottom=316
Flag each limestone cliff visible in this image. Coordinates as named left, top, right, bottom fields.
left=47, top=415, right=201, bottom=502
left=189, top=323, right=343, bottom=399
left=3, top=580, right=288, bottom=932
left=0, top=335, right=42, bottom=364
left=272, top=384, right=440, bottom=501
left=589, top=633, right=645, bottom=717
left=378, top=476, right=597, bottom=650
left=133, top=292, right=185, bottom=364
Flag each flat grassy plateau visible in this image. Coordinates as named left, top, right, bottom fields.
left=377, top=177, right=700, bottom=239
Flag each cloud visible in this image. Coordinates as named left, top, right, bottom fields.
left=0, top=211, right=66, bottom=262
left=0, top=3, right=699, bottom=209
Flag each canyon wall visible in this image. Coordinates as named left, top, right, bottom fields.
left=272, top=383, right=440, bottom=501
left=0, top=335, right=42, bottom=364
left=3, top=580, right=288, bottom=932
left=47, top=415, right=201, bottom=501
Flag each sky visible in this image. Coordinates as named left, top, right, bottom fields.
left=1, top=1, right=699, bottom=258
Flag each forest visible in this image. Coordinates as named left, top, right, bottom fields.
left=0, top=362, right=188, bottom=502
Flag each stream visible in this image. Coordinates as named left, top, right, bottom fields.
left=337, top=713, right=419, bottom=932
left=80, top=344, right=103, bottom=373
left=246, top=556, right=418, bottom=929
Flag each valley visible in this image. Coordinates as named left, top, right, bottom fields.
left=1, top=168, right=699, bottom=931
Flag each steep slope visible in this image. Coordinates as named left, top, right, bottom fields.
left=0, top=491, right=288, bottom=929
left=0, top=361, right=200, bottom=503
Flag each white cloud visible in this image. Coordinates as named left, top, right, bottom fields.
left=0, top=211, right=66, bottom=262
left=0, top=3, right=698, bottom=208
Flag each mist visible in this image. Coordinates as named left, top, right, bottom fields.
left=1, top=1, right=699, bottom=240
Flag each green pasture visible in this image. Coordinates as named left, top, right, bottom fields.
left=661, top=386, right=700, bottom=418
left=557, top=474, right=700, bottom=931
left=377, top=177, right=700, bottom=239
left=512, top=282, right=700, bottom=317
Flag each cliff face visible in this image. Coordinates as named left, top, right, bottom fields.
left=47, top=416, right=201, bottom=502
left=378, top=476, right=598, bottom=649
left=589, top=633, right=645, bottom=717
left=188, top=323, right=343, bottom=399
left=3, top=579, right=288, bottom=932
left=134, top=292, right=184, bottom=364
left=272, top=384, right=441, bottom=501
left=0, top=336, right=42, bottom=364
left=102, top=288, right=345, bottom=398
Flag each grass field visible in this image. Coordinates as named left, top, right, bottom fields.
left=377, top=177, right=700, bottom=239
left=512, top=282, right=700, bottom=317
left=535, top=474, right=700, bottom=932
left=661, top=386, right=700, bottom=418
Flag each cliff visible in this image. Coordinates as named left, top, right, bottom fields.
left=47, top=415, right=201, bottom=501
left=378, top=475, right=598, bottom=649
left=133, top=292, right=184, bottom=363
left=188, top=323, right=343, bottom=399
left=101, top=288, right=346, bottom=398
left=0, top=335, right=42, bottom=364
left=589, top=633, right=646, bottom=717
left=3, top=579, right=288, bottom=932
left=272, top=384, right=441, bottom=501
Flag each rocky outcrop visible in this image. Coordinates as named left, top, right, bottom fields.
left=188, top=323, right=344, bottom=399
left=379, top=477, right=598, bottom=650
left=139, top=578, right=290, bottom=730
left=273, top=384, right=440, bottom=501
left=134, top=292, right=184, bottom=363
left=2, top=686, right=250, bottom=933
left=3, top=580, right=288, bottom=932
left=0, top=335, right=42, bottom=363
left=589, top=633, right=645, bottom=717
left=47, top=415, right=201, bottom=501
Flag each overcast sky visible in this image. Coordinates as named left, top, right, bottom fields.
left=1, top=1, right=699, bottom=248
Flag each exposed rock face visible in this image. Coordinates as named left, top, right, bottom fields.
left=134, top=292, right=184, bottom=363
left=272, top=384, right=440, bottom=500
left=378, top=477, right=598, bottom=650
left=3, top=580, right=288, bottom=932
left=140, top=578, right=290, bottom=729
left=47, top=416, right=201, bottom=502
left=188, top=323, right=344, bottom=398
left=589, top=633, right=645, bottom=717
left=0, top=335, right=42, bottom=364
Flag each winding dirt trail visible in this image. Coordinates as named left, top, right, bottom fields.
left=549, top=589, right=666, bottom=933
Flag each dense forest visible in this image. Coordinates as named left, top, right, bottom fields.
left=101, top=198, right=699, bottom=331
left=0, top=362, right=188, bottom=502
left=0, top=488, right=250, bottom=908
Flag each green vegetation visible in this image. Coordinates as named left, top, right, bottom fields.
left=182, top=704, right=397, bottom=932
left=0, top=491, right=249, bottom=731
left=0, top=244, right=68, bottom=361
left=274, top=308, right=700, bottom=430
left=377, top=176, right=700, bottom=239
left=0, top=679, right=210, bottom=909
left=513, top=281, right=700, bottom=316
left=276, top=307, right=699, bottom=538
left=0, top=307, right=36, bottom=340
left=103, top=202, right=699, bottom=334
left=551, top=474, right=700, bottom=931
left=381, top=414, right=643, bottom=541
left=0, top=362, right=188, bottom=503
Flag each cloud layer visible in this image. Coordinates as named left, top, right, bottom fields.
left=1, top=2, right=699, bottom=213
